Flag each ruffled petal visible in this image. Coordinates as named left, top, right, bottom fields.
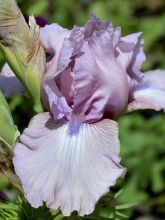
left=44, top=16, right=129, bottom=121
left=13, top=113, right=125, bottom=216
left=44, top=77, right=72, bottom=120
left=116, top=33, right=146, bottom=89
left=40, top=24, right=70, bottom=75
left=57, top=26, right=84, bottom=71
left=84, top=14, right=116, bottom=39
left=43, top=26, right=84, bottom=119
left=0, top=63, right=24, bottom=96
left=73, top=26, right=129, bottom=122
left=128, top=70, right=165, bottom=111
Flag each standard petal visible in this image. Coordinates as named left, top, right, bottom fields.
left=43, top=27, right=84, bottom=119
left=84, top=14, right=116, bottom=40
left=44, top=77, right=72, bottom=120
left=13, top=113, right=125, bottom=216
left=57, top=26, right=84, bottom=71
left=73, top=29, right=129, bottom=122
left=128, top=70, right=165, bottom=111
left=116, top=33, right=146, bottom=89
left=0, top=63, right=24, bottom=96
left=45, top=16, right=129, bottom=122
left=40, top=24, right=70, bottom=75
left=55, top=67, right=74, bottom=106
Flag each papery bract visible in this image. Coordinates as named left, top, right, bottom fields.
left=0, top=0, right=46, bottom=112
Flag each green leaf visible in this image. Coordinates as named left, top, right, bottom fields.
left=116, top=203, right=138, bottom=210
left=0, top=197, right=63, bottom=220
left=115, top=211, right=129, bottom=219
left=152, top=161, right=165, bottom=192
left=0, top=173, right=9, bottom=189
left=0, top=91, right=19, bottom=148
left=114, top=190, right=123, bottom=199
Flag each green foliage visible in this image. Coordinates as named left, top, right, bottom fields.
left=0, top=192, right=136, bottom=220
left=119, top=112, right=165, bottom=215
left=0, top=197, right=56, bottom=220
left=0, top=91, right=19, bottom=148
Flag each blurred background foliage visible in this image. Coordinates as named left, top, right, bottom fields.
left=0, top=0, right=165, bottom=219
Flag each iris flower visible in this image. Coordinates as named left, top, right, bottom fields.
left=1, top=15, right=165, bottom=216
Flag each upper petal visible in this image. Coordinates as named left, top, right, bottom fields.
left=128, top=70, right=165, bottom=111
left=40, top=24, right=70, bottom=76
left=44, top=77, right=72, bottom=120
left=116, top=33, right=146, bottom=90
left=43, top=16, right=131, bottom=122
left=43, top=27, right=83, bottom=119
left=0, top=63, right=24, bottom=97
left=57, top=26, right=84, bottom=71
left=73, top=26, right=129, bottom=122
left=13, top=112, right=125, bottom=216
left=83, top=14, right=115, bottom=39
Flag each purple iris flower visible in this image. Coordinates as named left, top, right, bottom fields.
left=1, top=15, right=165, bottom=216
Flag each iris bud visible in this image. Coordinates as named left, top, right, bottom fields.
left=0, top=0, right=46, bottom=112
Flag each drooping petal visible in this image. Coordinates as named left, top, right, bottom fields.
left=73, top=27, right=129, bottom=122
left=128, top=70, right=165, bottom=111
left=13, top=112, right=125, bottom=216
left=40, top=24, right=70, bottom=76
left=0, top=63, right=24, bottom=97
left=116, top=33, right=146, bottom=89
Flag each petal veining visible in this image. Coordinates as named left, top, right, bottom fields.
left=13, top=112, right=125, bottom=216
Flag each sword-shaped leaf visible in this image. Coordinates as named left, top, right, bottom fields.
left=0, top=91, right=19, bottom=148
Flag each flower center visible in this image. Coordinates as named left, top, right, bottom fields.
left=68, top=113, right=85, bottom=135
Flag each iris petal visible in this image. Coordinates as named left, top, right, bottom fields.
left=40, top=24, right=70, bottom=76
left=44, top=78, right=72, bottom=120
left=13, top=112, right=125, bottom=216
left=0, top=63, right=24, bottom=97
left=73, top=28, right=129, bottom=121
left=117, top=33, right=146, bottom=90
left=128, top=70, right=165, bottom=111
